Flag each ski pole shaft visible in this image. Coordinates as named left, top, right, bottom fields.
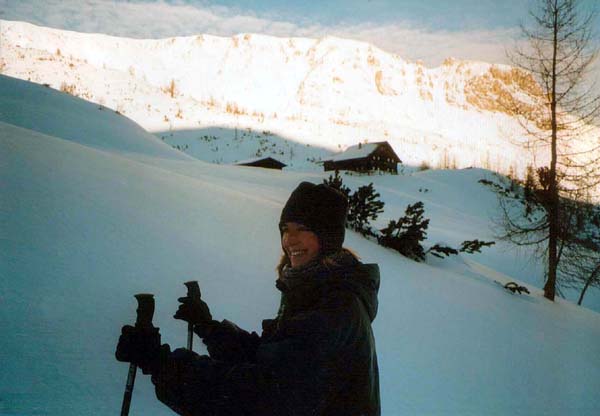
left=120, top=364, right=137, bottom=416
left=184, top=281, right=201, bottom=350
left=187, top=323, right=193, bottom=350
left=120, top=293, right=155, bottom=416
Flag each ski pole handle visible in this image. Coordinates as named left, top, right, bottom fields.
left=134, top=293, right=155, bottom=329
left=184, top=281, right=201, bottom=350
left=120, top=293, right=155, bottom=416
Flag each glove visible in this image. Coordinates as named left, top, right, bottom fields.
left=174, top=294, right=216, bottom=337
left=153, top=348, right=214, bottom=382
left=115, top=324, right=165, bottom=375
left=203, top=320, right=260, bottom=362
left=152, top=349, right=223, bottom=413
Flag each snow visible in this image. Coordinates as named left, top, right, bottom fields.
left=0, top=75, right=189, bottom=160
left=2, top=74, right=600, bottom=416
left=3, top=19, right=599, bottom=185
left=326, top=142, right=380, bottom=161
left=234, top=156, right=286, bottom=166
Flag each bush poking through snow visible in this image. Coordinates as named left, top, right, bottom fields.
left=323, top=170, right=350, bottom=198
left=348, top=183, right=385, bottom=236
left=427, top=244, right=459, bottom=258
left=324, top=171, right=384, bottom=237
left=60, top=82, right=76, bottom=95
left=460, top=239, right=496, bottom=253
left=378, top=202, right=429, bottom=262
left=162, top=79, right=177, bottom=98
left=426, top=240, right=496, bottom=259
left=419, top=161, right=431, bottom=171
left=324, top=173, right=495, bottom=262
left=478, top=178, right=513, bottom=197
left=503, top=282, right=530, bottom=295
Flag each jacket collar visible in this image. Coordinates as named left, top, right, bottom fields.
left=275, top=251, right=380, bottom=322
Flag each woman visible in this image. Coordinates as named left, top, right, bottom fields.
left=116, top=181, right=381, bottom=415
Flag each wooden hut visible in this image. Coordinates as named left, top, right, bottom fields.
left=235, top=157, right=287, bottom=170
left=323, top=141, right=401, bottom=173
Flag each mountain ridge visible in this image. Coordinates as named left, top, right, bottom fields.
left=2, top=19, right=598, bottom=179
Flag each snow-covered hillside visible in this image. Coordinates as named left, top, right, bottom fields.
left=0, top=75, right=190, bottom=160
left=2, top=75, right=600, bottom=415
left=2, top=19, right=599, bottom=178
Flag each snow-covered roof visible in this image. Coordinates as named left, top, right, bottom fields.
left=234, top=156, right=286, bottom=166
left=326, top=142, right=380, bottom=162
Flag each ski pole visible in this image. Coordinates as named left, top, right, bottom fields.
left=120, top=293, right=155, bottom=416
left=184, top=281, right=201, bottom=350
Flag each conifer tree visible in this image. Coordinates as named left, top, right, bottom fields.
left=323, top=170, right=350, bottom=198
left=378, top=202, right=429, bottom=261
left=347, top=183, right=385, bottom=236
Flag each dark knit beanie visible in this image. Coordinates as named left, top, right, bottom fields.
left=279, top=182, right=348, bottom=256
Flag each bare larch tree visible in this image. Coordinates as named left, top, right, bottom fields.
left=501, top=0, right=600, bottom=301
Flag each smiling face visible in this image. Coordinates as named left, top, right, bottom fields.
left=281, top=222, right=321, bottom=268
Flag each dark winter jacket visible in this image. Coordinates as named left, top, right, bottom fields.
left=153, top=252, right=380, bottom=416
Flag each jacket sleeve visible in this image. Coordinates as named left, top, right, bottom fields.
left=200, top=319, right=261, bottom=363
left=154, top=291, right=368, bottom=416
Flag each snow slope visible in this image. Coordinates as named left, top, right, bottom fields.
left=0, top=75, right=190, bottom=160
left=2, top=77, right=600, bottom=415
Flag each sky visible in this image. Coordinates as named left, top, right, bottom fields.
left=0, top=0, right=585, bottom=67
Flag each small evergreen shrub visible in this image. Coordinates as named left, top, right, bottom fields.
left=459, top=239, right=496, bottom=253
left=378, top=202, right=429, bottom=261
left=427, top=244, right=459, bottom=258
left=324, top=172, right=384, bottom=236
left=323, top=170, right=350, bottom=198
left=503, top=282, right=530, bottom=295
left=321, top=174, right=494, bottom=263
left=347, top=183, right=385, bottom=236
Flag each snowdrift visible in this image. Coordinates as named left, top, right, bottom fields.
left=0, top=74, right=190, bottom=160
